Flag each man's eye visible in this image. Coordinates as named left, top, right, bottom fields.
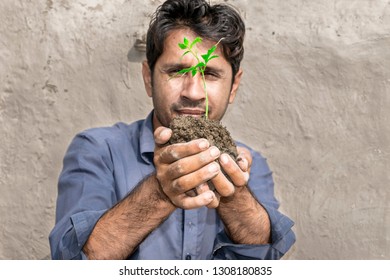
left=167, top=68, right=186, bottom=77
left=204, top=71, right=219, bottom=79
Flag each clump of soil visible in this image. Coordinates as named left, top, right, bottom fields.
left=169, top=116, right=238, bottom=196
left=169, top=115, right=238, bottom=160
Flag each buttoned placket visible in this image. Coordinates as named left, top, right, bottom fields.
left=182, top=209, right=198, bottom=260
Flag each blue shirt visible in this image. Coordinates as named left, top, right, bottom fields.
left=49, top=111, right=295, bottom=260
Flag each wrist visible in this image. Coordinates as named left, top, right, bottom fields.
left=151, top=173, right=176, bottom=209
left=219, top=184, right=248, bottom=204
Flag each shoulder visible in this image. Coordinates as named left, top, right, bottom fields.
left=76, top=120, right=144, bottom=145
left=62, top=120, right=146, bottom=168
left=62, top=120, right=146, bottom=162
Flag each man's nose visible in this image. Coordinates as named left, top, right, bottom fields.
left=180, top=73, right=205, bottom=101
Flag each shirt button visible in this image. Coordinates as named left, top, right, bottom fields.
left=185, top=254, right=192, bottom=260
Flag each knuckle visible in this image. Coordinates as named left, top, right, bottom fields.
left=233, top=172, right=249, bottom=187
left=160, top=147, right=170, bottom=160
left=174, top=162, right=185, bottom=176
left=171, top=180, right=182, bottom=194
left=199, top=150, right=213, bottom=165
left=170, top=198, right=182, bottom=208
left=206, top=198, right=219, bottom=209
left=225, top=187, right=235, bottom=197
left=153, top=152, right=161, bottom=164
left=207, top=202, right=219, bottom=209
left=236, top=181, right=246, bottom=188
left=218, top=184, right=235, bottom=197
left=166, top=145, right=180, bottom=160
left=161, top=161, right=186, bottom=180
left=155, top=170, right=164, bottom=182
left=181, top=200, right=191, bottom=210
left=171, top=180, right=181, bottom=194
left=157, top=146, right=175, bottom=162
left=177, top=176, right=192, bottom=189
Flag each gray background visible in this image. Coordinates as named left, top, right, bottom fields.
left=1, top=0, right=389, bottom=259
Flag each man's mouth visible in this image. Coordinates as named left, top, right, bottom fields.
left=176, top=108, right=205, bottom=117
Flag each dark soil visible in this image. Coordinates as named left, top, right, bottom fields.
left=169, top=115, right=238, bottom=160
left=169, top=116, right=238, bottom=196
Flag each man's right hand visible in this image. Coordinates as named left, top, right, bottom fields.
left=153, top=126, right=221, bottom=209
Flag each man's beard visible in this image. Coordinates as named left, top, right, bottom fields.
left=171, top=98, right=207, bottom=113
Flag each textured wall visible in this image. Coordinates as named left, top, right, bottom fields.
left=0, top=0, right=389, bottom=259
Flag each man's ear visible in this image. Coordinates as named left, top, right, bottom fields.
left=142, top=60, right=153, bottom=97
left=229, top=68, right=243, bottom=104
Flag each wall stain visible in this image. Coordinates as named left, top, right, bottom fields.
left=46, top=0, right=53, bottom=10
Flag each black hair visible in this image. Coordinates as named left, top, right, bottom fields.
left=146, top=0, right=245, bottom=77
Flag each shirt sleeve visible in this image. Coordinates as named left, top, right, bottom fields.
left=49, top=132, right=117, bottom=259
left=212, top=144, right=296, bottom=260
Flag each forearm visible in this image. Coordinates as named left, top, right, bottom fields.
left=217, top=186, right=271, bottom=245
left=83, top=174, right=176, bottom=259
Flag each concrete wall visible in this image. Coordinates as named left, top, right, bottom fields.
left=0, top=0, right=389, bottom=259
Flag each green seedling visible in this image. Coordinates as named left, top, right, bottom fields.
left=176, top=37, right=222, bottom=119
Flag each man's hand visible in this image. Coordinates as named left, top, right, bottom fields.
left=214, top=147, right=271, bottom=245
left=153, top=126, right=222, bottom=209
left=210, top=146, right=252, bottom=197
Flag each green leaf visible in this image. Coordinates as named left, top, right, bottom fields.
left=201, top=45, right=218, bottom=63
left=190, top=37, right=202, bottom=49
left=178, top=65, right=192, bottom=73
left=178, top=43, right=187, bottom=50
left=178, top=37, right=189, bottom=49
left=195, top=62, right=206, bottom=69
left=191, top=68, right=198, bottom=77
left=180, top=51, right=190, bottom=59
left=208, top=55, right=219, bottom=61
left=201, top=53, right=209, bottom=62
left=208, top=45, right=217, bottom=55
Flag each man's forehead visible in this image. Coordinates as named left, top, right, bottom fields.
left=164, top=29, right=220, bottom=51
left=156, top=28, right=231, bottom=75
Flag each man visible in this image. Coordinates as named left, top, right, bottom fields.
left=49, top=0, right=295, bottom=260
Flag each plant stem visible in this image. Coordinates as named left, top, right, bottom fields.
left=188, top=48, right=208, bottom=119
left=177, top=37, right=223, bottom=120
left=200, top=69, right=208, bottom=119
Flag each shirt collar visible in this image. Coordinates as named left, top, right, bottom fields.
left=139, top=110, right=155, bottom=164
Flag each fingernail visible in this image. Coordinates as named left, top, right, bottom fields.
left=220, top=154, right=229, bottom=164
left=198, top=140, right=209, bottom=149
left=160, top=129, right=170, bottom=138
left=210, top=147, right=220, bottom=157
left=206, top=191, right=215, bottom=201
left=209, top=162, right=219, bottom=173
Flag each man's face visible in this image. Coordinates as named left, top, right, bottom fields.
left=142, top=28, right=242, bottom=129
